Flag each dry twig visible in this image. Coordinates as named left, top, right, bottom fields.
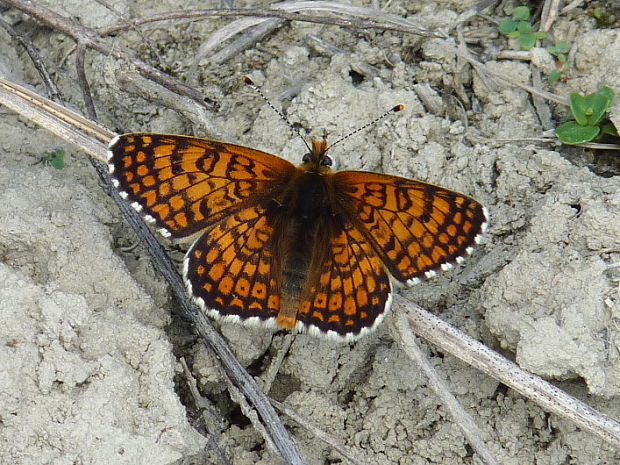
left=180, top=358, right=231, bottom=465
left=540, top=0, right=562, bottom=32
left=2, top=0, right=217, bottom=109
left=393, top=310, right=500, bottom=465
left=395, top=296, right=620, bottom=449
left=272, top=400, right=369, bottom=465
left=0, top=16, right=62, bottom=103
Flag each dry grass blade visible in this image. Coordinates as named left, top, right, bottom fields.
left=0, top=79, right=113, bottom=158
left=393, top=310, right=500, bottom=465
left=272, top=400, right=370, bottom=465
left=185, top=1, right=439, bottom=65
left=98, top=3, right=439, bottom=38
left=208, top=18, right=285, bottom=64
left=395, top=295, right=620, bottom=449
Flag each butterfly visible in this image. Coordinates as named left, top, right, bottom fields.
left=107, top=130, right=487, bottom=341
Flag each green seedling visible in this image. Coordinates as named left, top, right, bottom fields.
left=555, top=86, right=618, bottom=145
left=591, top=7, right=612, bottom=27
left=37, top=149, right=65, bottom=169
left=547, top=41, right=569, bottom=82
left=499, top=6, right=547, bottom=50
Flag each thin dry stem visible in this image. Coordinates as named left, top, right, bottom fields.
left=272, top=399, right=370, bottom=465
left=395, top=295, right=620, bottom=449
left=259, top=335, right=294, bottom=394
left=540, top=0, right=562, bottom=32
left=393, top=310, right=500, bottom=465
left=445, top=41, right=568, bottom=106
left=180, top=358, right=231, bottom=465
left=97, top=4, right=439, bottom=39
left=0, top=16, right=63, bottom=103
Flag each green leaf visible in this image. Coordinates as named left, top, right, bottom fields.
left=519, top=34, right=537, bottom=50
left=592, top=8, right=612, bottom=26
left=534, top=31, right=548, bottom=40
left=569, top=93, right=589, bottom=125
left=513, top=6, right=531, bottom=21
left=557, top=54, right=567, bottom=64
left=600, top=122, right=619, bottom=137
left=555, top=41, right=569, bottom=53
left=587, top=92, right=612, bottom=125
left=555, top=121, right=600, bottom=144
left=499, top=20, right=517, bottom=35
left=549, top=70, right=562, bottom=82
left=50, top=151, right=65, bottom=170
left=517, top=21, right=533, bottom=34
left=506, top=31, right=522, bottom=38
left=569, top=87, right=615, bottom=127
left=39, top=149, right=65, bottom=169
left=596, top=86, right=616, bottom=107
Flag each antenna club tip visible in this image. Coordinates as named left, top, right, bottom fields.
left=393, top=104, right=405, bottom=112
left=242, top=76, right=255, bottom=86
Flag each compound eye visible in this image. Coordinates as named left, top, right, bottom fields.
left=302, top=153, right=311, bottom=163
left=320, top=154, right=334, bottom=167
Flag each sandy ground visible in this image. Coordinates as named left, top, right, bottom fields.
left=1, top=0, right=620, bottom=464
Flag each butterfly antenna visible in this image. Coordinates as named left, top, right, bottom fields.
left=243, top=76, right=311, bottom=152
left=327, top=104, right=405, bottom=152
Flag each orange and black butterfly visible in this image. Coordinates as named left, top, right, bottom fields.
left=107, top=123, right=487, bottom=341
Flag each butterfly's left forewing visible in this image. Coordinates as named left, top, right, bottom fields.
left=108, top=134, right=296, bottom=238
left=332, top=171, right=488, bottom=285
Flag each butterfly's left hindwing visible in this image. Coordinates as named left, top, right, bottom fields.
left=296, top=219, right=392, bottom=340
left=107, top=134, right=296, bottom=238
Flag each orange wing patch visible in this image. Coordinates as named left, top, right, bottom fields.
left=184, top=203, right=282, bottom=324
left=296, top=220, right=391, bottom=340
left=333, top=171, right=487, bottom=285
left=107, top=134, right=295, bottom=238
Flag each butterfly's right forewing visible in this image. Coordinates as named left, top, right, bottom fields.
left=107, top=134, right=296, bottom=238
left=184, top=202, right=284, bottom=325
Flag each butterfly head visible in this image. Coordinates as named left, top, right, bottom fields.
left=301, top=138, right=335, bottom=173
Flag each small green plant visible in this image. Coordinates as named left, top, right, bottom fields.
left=591, top=7, right=612, bottom=27
left=499, top=6, right=547, bottom=50
left=36, top=149, right=66, bottom=169
left=555, top=87, right=618, bottom=145
left=547, top=41, right=569, bottom=82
